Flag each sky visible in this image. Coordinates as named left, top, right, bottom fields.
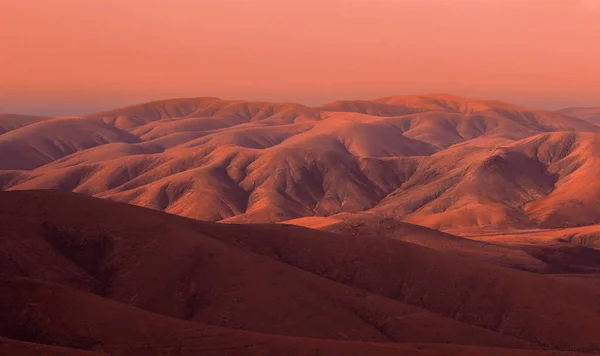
left=1, top=0, right=599, bottom=115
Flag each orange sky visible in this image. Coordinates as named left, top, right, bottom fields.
left=1, top=0, right=599, bottom=115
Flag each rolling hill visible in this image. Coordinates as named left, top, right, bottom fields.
left=1, top=190, right=600, bottom=355
left=558, top=107, right=600, bottom=125
left=1, top=94, right=600, bottom=231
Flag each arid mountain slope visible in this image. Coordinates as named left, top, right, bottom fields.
left=369, top=132, right=600, bottom=230
left=1, top=94, right=599, bottom=230
left=0, top=118, right=140, bottom=170
left=1, top=190, right=600, bottom=355
left=284, top=214, right=547, bottom=271
left=283, top=214, right=600, bottom=274
left=1, top=278, right=592, bottom=356
left=0, top=190, right=531, bottom=347
left=558, top=107, right=600, bottom=125
left=0, top=114, right=51, bottom=134
left=3, top=191, right=600, bottom=351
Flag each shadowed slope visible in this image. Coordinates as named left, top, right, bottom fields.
left=2, top=277, right=593, bottom=356
left=203, top=221, right=600, bottom=352
left=0, top=114, right=51, bottom=135
left=558, top=107, right=600, bottom=125
left=0, top=190, right=534, bottom=348
left=0, top=337, right=99, bottom=356
left=465, top=225, right=600, bottom=249
left=284, top=214, right=547, bottom=271
left=0, top=118, right=139, bottom=170
left=2, top=191, right=599, bottom=352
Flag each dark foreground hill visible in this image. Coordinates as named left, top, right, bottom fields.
left=1, top=190, right=600, bottom=355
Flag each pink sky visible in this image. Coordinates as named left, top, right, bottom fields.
left=1, top=0, right=599, bottom=115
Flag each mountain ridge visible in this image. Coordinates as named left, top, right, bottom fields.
left=1, top=94, right=600, bottom=232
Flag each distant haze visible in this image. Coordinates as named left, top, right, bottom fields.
left=1, top=0, right=599, bottom=115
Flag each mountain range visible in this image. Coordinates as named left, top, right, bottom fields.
left=2, top=94, right=600, bottom=355
left=2, top=94, right=600, bottom=234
